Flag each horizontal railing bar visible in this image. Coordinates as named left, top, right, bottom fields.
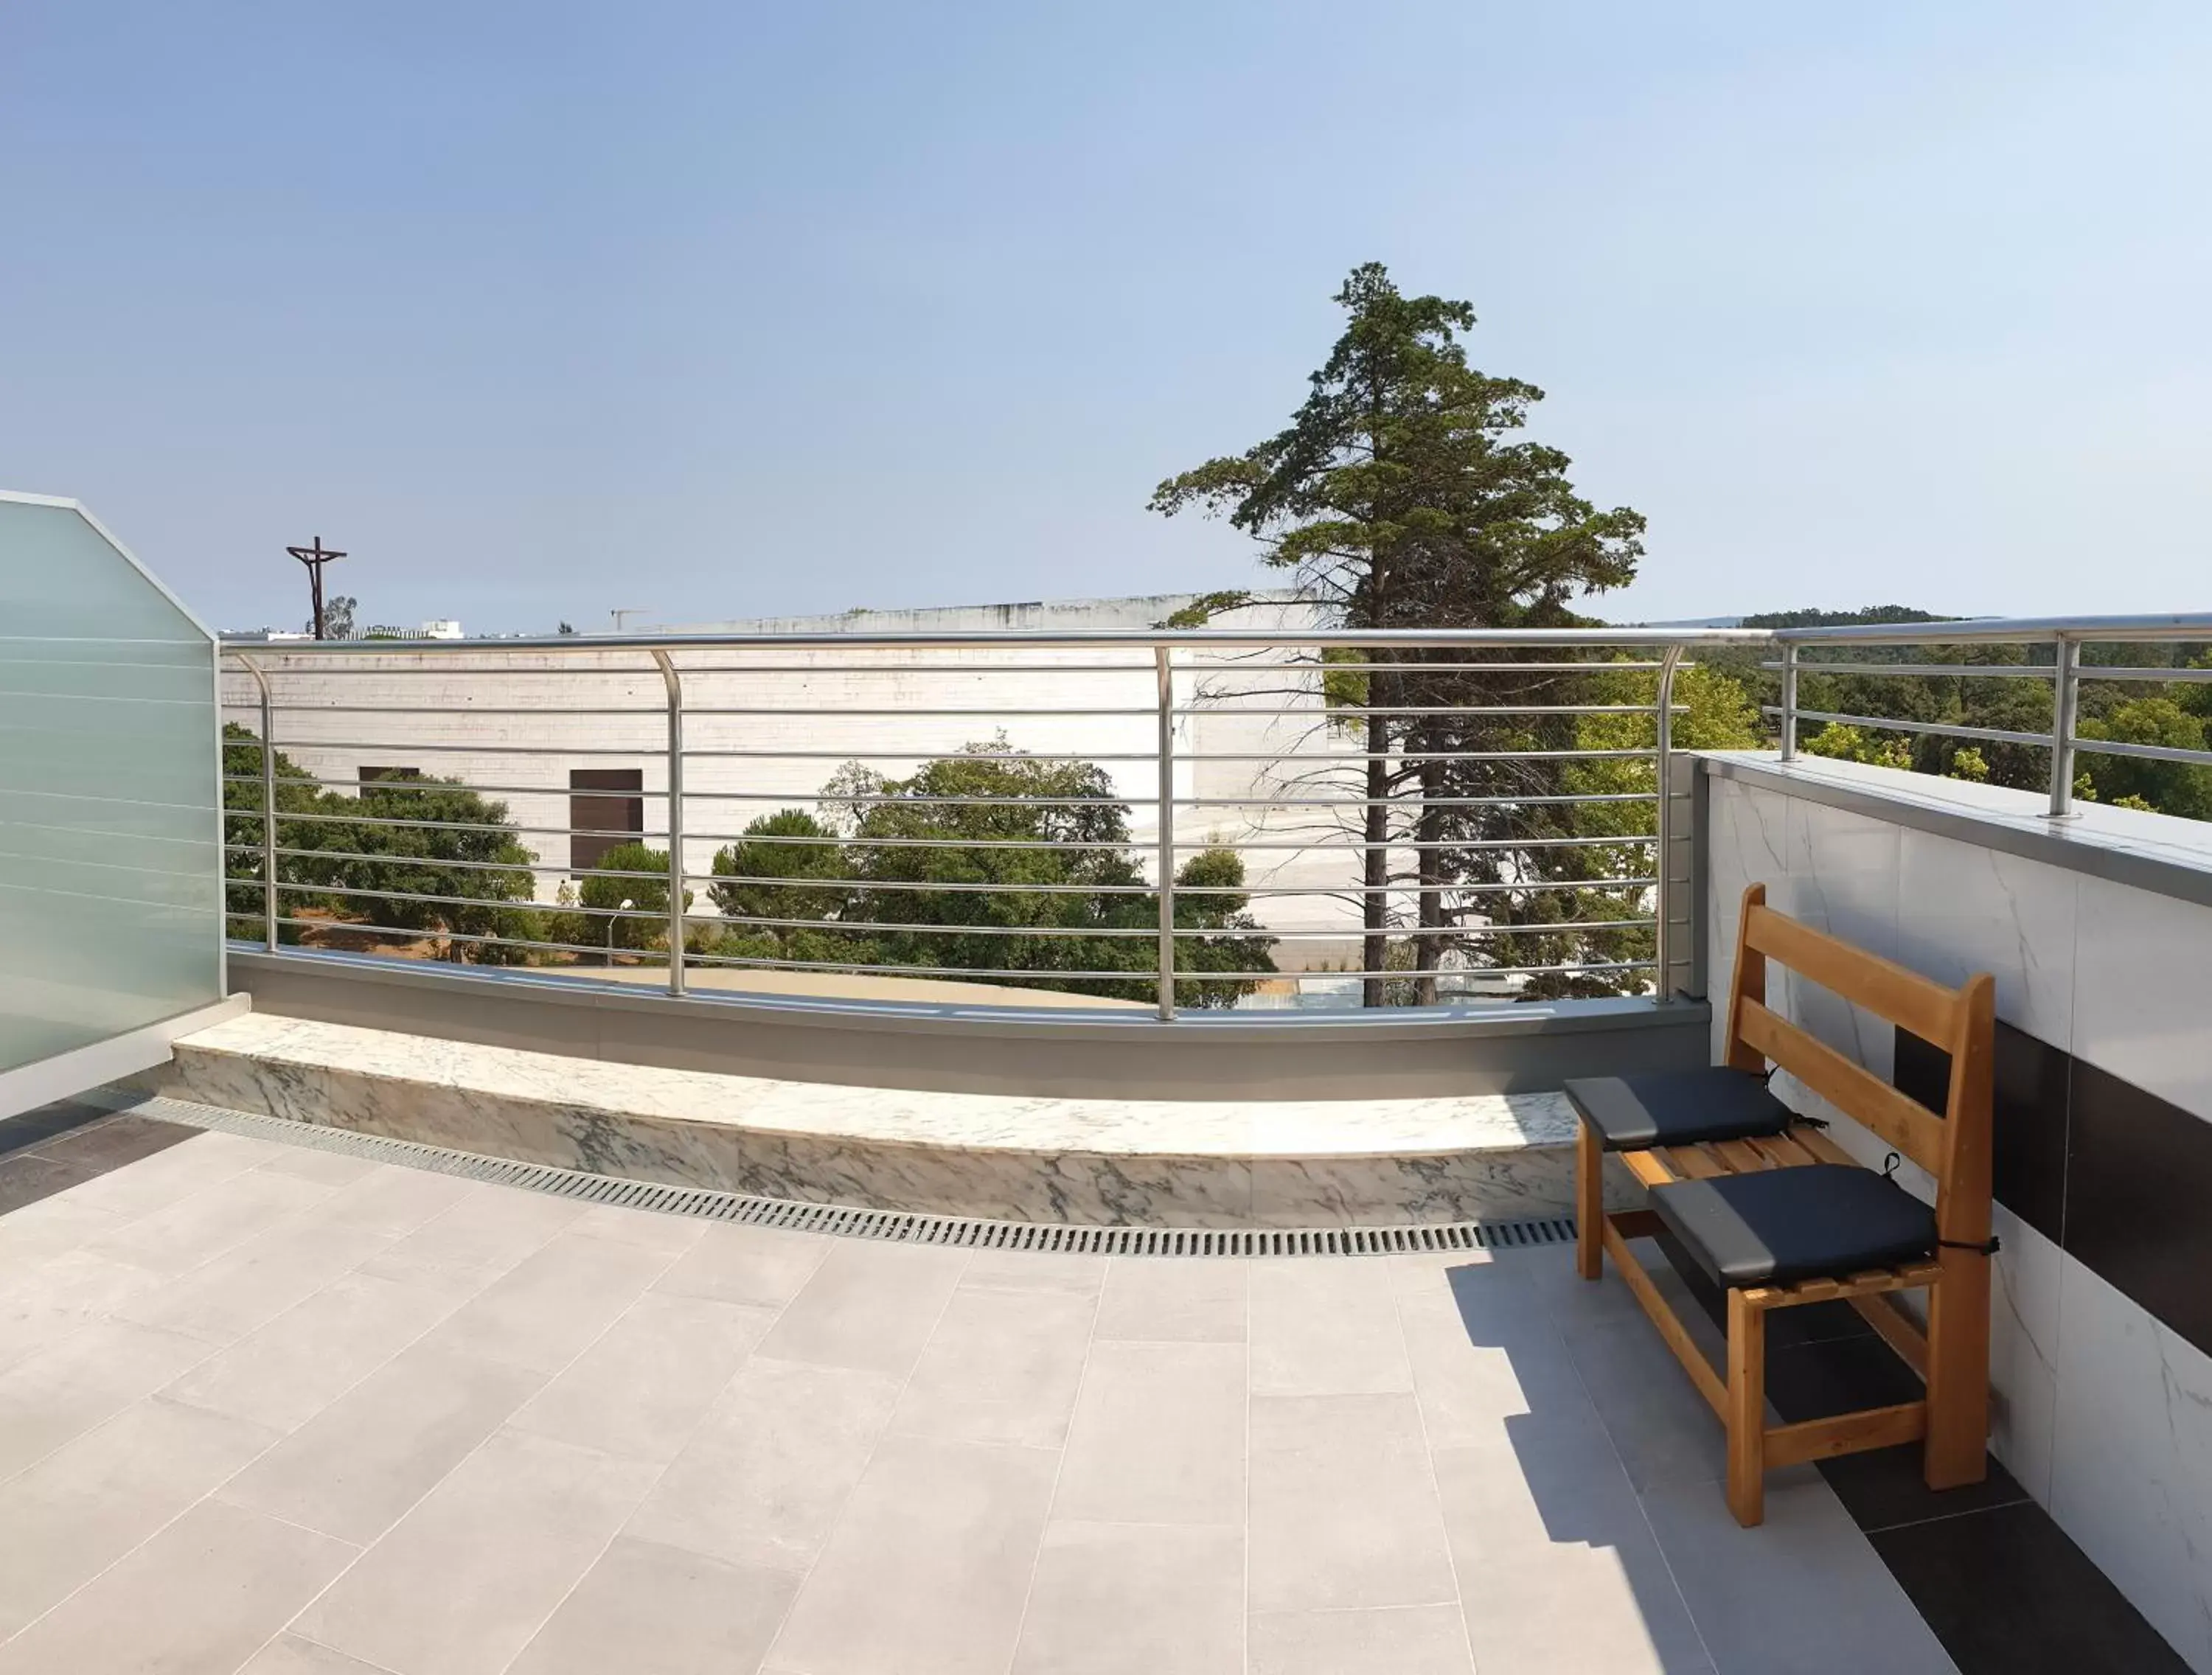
left=1172, top=835, right=1658, bottom=850
left=2078, top=665, right=2212, bottom=683
left=232, top=661, right=1165, bottom=676
left=1182, top=749, right=1656, bottom=762
left=221, top=807, right=667, bottom=843
left=223, top=627, right=1775, bottom=655
left=233, top=742, right=1660, bottom=765
left=1757, top=661, right=2057, bottom=679
left=678, top=949, right=1659, bottom=981
left=2069, top=735, right=2212, bottom=768
left=220, top=774, right=1159, bottom=809
left=266, top=917, right=681, bottom=961
left=1770, top=615, right=2212, bottom=647
left=1174, top=793, right=1658, bottom=809
left=229, top=843, right=666, bottom=882
left=1191, top=661, right=1679, bottom=674
left=230, top=704, right=1168, bottom=718
left=684, top=871, right=1654, bottom=897
left=276, top=881, right=672, bottom=920
left=1170, top=704, right=1680, bottom=717
left=1762, top=707, right=2056, bottom=749
left=695, top=909, right=1653, bottom=939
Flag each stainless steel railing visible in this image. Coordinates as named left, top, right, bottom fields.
left=218, top=626, right=1765, bottom=1015
left=216, top=613, right=2212, bottom=1018
left=1767, top=613, right=2212, bottom=818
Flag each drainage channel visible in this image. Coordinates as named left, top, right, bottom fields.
left=110, top=1093, right=1577, bottom=1258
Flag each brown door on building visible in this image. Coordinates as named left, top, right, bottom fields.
left=569, top=768, right=644, bottom=871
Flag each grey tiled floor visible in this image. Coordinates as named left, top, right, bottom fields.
left=0, top=1120, right=1964, bottom=1674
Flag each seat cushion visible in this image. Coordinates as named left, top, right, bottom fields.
left=1563, top=1070, right=1792, bottom=1152
left=1649, top=1165, right=1938, bottom=1289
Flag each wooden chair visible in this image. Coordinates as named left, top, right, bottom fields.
left=1566, top=882, right=1997, bottom=1527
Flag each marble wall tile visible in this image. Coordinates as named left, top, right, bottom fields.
left=1703, top=779, right=1791, bottom=1061
left=2049, top=1260, right=2212, bottom=1674
left=2070, top=875, right=2212, bottom=1126
left=1986, top=1205, right=2062, bottom=1504
left=1777, top=797, right=1902, bottom=1084
left=1895, top=829, right=2079, bottom=1054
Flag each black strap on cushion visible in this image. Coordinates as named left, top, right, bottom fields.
left=1939, top=1236, right=2003, bottom=1255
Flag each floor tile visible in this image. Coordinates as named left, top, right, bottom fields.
left=294, top=1429, right=661, bottom=1675
left=0, top=1247, right=170, bottom=1374
left=162, top=1267, right=473, bottom=1433
left=1247, top=1393, right=1458, bottom=1612
left=0, top=1396, right=282, bottom=1639
left=237, top=1635, right=397, bottom=1674
left=892, top=1282, right=1095, bottom=1448
left=0, top=1316, right=217, bottom=1481
left=0, top=1153, right=100, bottom=1216
left=0, top=1193, right=133, bottom=1268
left=218, top=1337, right=548, bottom=1543
left=1870, top=1502, right=2193, bottom=1675
left=1093, top=1256, right=1245, bottom=1342
left=1248, top=1257, right=1413, bottom=1396
left=86, top=1166, right=334, bottom=1277
left=960, top=1249, right=1107, bottom=1296
left=1248, top=1604, right=1477, bottom=1674
left=507, top=1535, right=800, bottom=1675
left=29, top=1111, right=199, bottom=1171
left=1012, top=1521, right=1243, bottom=1675
left=754, top=1238, right=967, bottom=1377
left=509, top=1290, right=774, bottom=1463
left=767, top=1432, right=1059, bottom=1675
left=355, top=1182, right=585, bottom=1290
left=314, top=1163, right=477, bottom=1242
left=652, top=1220, right=828, bottom=1308
left=1641, top=1473, right=1958, bottom=1674
left=1399, top=1268, right=1594, bottom=1447
left=111, top=1212, right=394, bottom=1345
left=1054, top=1340, right=1246, bottom=1525
left=254, top=1146, right=383, bottom=1186
left=626, top=1354, right=902, bottom=1571
left=412, top=1229, right=675, bottom=1373
left=0, top=1497, right=355, bottom=1675
left=0, top=1097, right=114, bottom=1158
left=1433, top=1415, right=1708, bottom=1674
left=566, top=1199, right=714, bottom=1256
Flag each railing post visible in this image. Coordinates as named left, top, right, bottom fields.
left=1778, top=641, right=1799, bottom=762
left=235, top=653, right=279, bottom=953
left=1155, top=644, right=1176, bottom=1022
left=1654, top=646, right=1684, bottom=1001
left=652, top=650, right=687, bottom=994
left=2046, top=635, right=2080, bottom=819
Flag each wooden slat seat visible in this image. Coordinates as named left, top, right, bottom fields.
left=1648, top=1166, right=1936, bottom=1289
left=1572, top=882, right=1997, bottom=1528
left=1562, top=1069, right=1793, bottom=1152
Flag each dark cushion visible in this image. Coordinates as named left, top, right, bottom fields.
left=1563, top=1070, right=1792, bottom=1152
left=1649, top=1165, right=1938, bottom=1289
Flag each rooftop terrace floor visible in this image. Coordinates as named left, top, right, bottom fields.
left=0, top=1101, right=2167, bottom=1674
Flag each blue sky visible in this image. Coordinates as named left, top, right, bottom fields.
left=5, top=1, right=2206, bottom=633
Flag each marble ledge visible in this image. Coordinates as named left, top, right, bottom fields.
left=147, top=1012, right=1628, bottom=1229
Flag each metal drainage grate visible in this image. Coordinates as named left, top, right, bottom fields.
left=110, top=1093, right=1577, bottom=1258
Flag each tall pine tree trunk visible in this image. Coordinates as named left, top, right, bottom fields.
left=1360, top=701, right=1391, bottom=1007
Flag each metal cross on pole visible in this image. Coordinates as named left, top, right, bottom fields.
left=287, top=537, right=347, bottom=639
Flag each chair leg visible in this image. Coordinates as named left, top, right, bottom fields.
left=1923, top=1259, right=1992, bottom=1490
left=1726, top=1288, right=1767, bottom=1527
left=1575, top=1120, right=1603, bottom=1281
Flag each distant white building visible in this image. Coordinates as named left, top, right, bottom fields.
left=226, top=591, right=1388, bottom=971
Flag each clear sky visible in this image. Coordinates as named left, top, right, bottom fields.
left=5, top=2, right=2206, bottom=635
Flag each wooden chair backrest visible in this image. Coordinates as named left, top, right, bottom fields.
left=1723, top=884, right=1996, bottom=1243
